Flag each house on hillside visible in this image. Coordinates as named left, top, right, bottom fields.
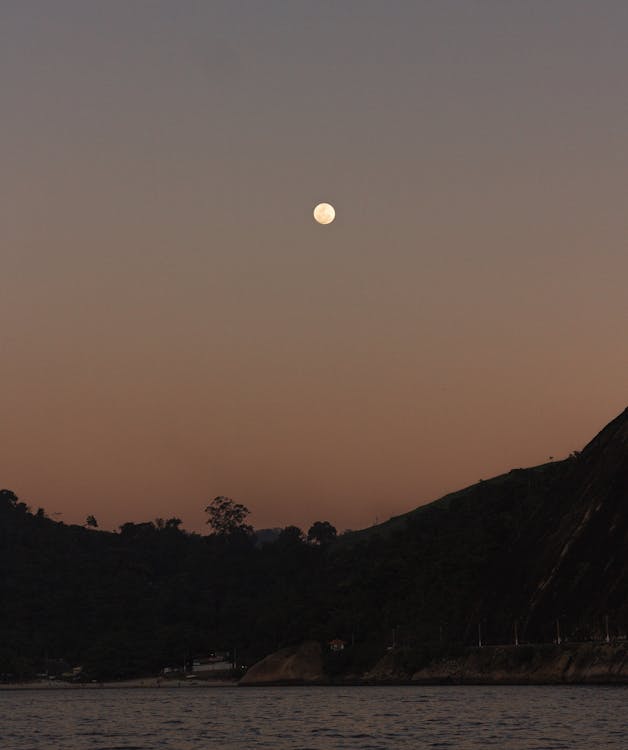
left=328, top=639, right=347, bottom=652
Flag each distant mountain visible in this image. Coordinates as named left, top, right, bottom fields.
left=2, top=407, right=627, bottom=680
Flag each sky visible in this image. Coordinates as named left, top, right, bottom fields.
left=1, top=1, right=627, bottom=533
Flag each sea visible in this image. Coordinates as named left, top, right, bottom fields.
left=1, top=685, right=626, bottom=749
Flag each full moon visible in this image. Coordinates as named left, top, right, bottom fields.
left=313, top=202, right=336, bottom=225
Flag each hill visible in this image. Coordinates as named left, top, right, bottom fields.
left=2, top=407, right=627, bottom=680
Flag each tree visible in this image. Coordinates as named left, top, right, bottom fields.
left=86, top=515, right=99, bottom=528
left=276, top=525, right=305, bottom=545
left=0, top=489, right=18, bottom=508
left=0, top=489, right=28, bottom=515
left=118, top=521, right=154, bottom=538
left=205, top=496, right=253, bottom=537
left=307, top=520, right=337, bottom=546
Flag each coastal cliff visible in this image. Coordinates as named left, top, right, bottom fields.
left=411, top=643, right=628, bottom=684
left=239, top=641, right=324, bottom=685
left=244, top=642, right=628, bottom=685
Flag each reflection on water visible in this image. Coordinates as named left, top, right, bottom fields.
left=1, top=685, right=627, bottom=749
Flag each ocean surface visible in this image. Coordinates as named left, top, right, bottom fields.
left=1, top=685, right=627, bottom=749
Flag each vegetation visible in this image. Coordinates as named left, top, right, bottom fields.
left=2, top=407, right=628, bottom=682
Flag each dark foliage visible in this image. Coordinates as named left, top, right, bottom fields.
left=307, top=521, right=337, bottom=546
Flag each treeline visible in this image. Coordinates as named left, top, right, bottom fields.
left=0, top=491, right=346, bottom=679
left=0, top=463, right=565, bottom=680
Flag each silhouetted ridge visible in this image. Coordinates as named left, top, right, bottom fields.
left=519, top=407, right=628, bottom=637
left=2, top=407, right=628, bottom=680
left=578, top=407, right=628, bottom=469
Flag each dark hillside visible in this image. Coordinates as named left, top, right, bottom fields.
left=514, top=408, right=628, bottom=638
left=333, top=408, right=628, bottom=647
left=324, top=458, right=571, bottom=647
left=2, top=408, right=628, bottom=680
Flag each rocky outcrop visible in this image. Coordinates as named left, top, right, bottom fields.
left=241, top=642, right=628, bottom=686
left=363, top=651, right=411, bottom=682
left=241, top=641, right=628, bottom=686
left=239, top=641, right=324, bottom=685
left=411, top=643, right=628, bottom=684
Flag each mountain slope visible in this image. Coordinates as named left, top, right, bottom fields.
left=515, top=407, right=628, bottom=637
left=336, top=407, right=628, bottom=645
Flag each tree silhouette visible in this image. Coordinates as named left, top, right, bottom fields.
left=205, top=496, right=253, bottom=537
left=0, top=489, right=18, bottom=508
left=307, top=520, right=337, bottom=545
left=276, top=525, right=305, bottom=545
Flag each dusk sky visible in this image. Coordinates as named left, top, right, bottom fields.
left=2, top=1, right=627, bottom=533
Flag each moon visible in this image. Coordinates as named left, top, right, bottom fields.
left=313, top=202, right=335, bottom=225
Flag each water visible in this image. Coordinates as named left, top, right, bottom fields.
left=1, top=685, right=627, bottom=749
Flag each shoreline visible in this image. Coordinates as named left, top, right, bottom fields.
left=0, top=677, right=238, bottom=691
left=7, top=643, right=628, bottom=690
left=4, top=677, right=628, bottom=691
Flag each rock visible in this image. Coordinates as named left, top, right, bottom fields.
left=239, top=641, right=324, bottom=685
left=411, top=643, right=628, bottom=684
left=363, top=651, right=411, bottom=682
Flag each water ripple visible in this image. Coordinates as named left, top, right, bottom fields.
left=1, top=685, right=628, bottom=749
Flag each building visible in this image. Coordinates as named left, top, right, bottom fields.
left=328, top=639, right=347, bottom=652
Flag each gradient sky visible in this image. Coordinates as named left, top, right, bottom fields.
left=2, top=1, right=627, bottom=533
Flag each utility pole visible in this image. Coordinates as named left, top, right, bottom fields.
left=478, top=622, right=483, bottom=648
left=514, top=620, right=519, bottom=647
left=605, top=615, right=610, bottom=644
left=555, top=619, right=561, bottom=645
